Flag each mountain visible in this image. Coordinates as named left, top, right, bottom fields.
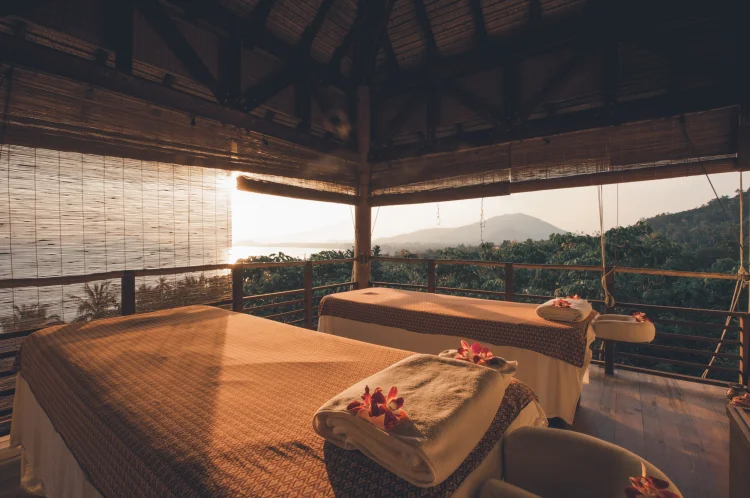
left=374, top=213, right=566, bottom=247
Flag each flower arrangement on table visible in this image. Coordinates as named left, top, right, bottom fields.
left=347, top=386, right=408, bottom=429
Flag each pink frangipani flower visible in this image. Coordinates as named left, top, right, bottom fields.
left=552, top=298, right=572, bottom=308
left=347, top=385, right=408, bottom=430
left=625, top=463, right=679, bottom=498
left=455, top=340, right=496, bottom=365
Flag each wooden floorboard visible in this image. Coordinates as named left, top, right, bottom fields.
left=573, top=366, right=730, bottom=498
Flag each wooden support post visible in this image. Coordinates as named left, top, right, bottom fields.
left=354, top=86, right=372, bottom=288
left=427, top=259, right=436, bottom=293
left=121, top=271, right=136, bottom=316
left=741, top=314, right=750, bottom=386
left=604, top=266, right=616, bottom=375
left=304, top=261, right=313, bottom=329
left=504, top=263, right=514, bottom=302
left=232, top=268, right=244, bottom=312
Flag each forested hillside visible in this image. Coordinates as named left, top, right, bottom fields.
left=235, top=190, right=749, bottom=381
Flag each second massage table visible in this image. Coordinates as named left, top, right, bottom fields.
left=318, top=288, right=596, bottom=424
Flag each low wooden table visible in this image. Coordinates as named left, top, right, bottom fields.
left=727, top=404, right=750, bottom=498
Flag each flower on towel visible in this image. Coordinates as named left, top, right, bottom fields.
left=455, top=340, right=495, bottom=365
left=632, top=312, right=651, bottom=323
left=624, top=463, right=679, bottom=498
left=566, top=294, right=581, bottom=300
left=551, top=298, right=572, bottom=308
left=347, top=385, right=408, bottom=430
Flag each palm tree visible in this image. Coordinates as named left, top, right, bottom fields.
left=0, top=304, right=62, bottom=333
left=70, top=282, right=119, bottom=322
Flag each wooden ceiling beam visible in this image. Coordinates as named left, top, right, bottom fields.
left=243, top=0, right=275, bottom=49
left=352, top=0, right=396, bottom=86
left=512, top=50, right=588, bottom=129
left=137, top=0, right=227, bottom=103
left=382, top=32, right=399, bottom=77
left=412, top=0, right=437, bottom=61
left=440, top=79, right=503, bottom=126
left=328, top=3, right=366, bottom=77
left=103, top=0, right=134, bottom=74
left=237, top=176, right=358, bottom=204
left=0, top=33, right=357, bottom=159
left=528, top=0, right=542, bottom=25
left=371, top=84, right=739, bottom=162
left=470, top=0, right=487, bottom=45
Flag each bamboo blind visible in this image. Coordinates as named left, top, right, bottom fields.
left=0, top=145, right=233, bottom=331
left=372, top=107, right=739, bottom=196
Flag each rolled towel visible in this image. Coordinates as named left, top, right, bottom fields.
left=535, top=297, right=593, bottom=322
left=438, top=349, right=518, bottom=375
left=591, top=314, right=655, bottom=343
left=312, top=354, right=511, bottom=487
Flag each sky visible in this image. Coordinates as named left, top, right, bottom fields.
left=232, top=171, right=747, bottom=244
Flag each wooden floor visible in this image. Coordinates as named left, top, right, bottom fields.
left=0, top=366, right=731, bottom=498
left=572, top=366, right=730, bottom=498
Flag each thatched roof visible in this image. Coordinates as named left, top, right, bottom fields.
left=0, top=0, right=745, bottom=204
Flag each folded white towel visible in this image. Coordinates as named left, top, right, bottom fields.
left=437, top=349, right=518, bottom=375
left=312, top=354, right=511, bottom=487
left=536, top=298, right=593, bottom=322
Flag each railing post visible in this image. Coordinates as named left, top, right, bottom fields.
left=504, top=263, right=514, bottom=302
left=304, top=261, right=313, bottom=329
left=427, top=259, right=436, bottom=293
left=741, top=314, right=749, bottom=386
left=121, top=271, right=136, bottom=316
left=231, top=267, right=244, bottom=312
left=604, top=266, right=616, bottom=375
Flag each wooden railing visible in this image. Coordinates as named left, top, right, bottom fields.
left=371, top=256, right=750, bottom=387
left=0, top=258, right=356, bottom=435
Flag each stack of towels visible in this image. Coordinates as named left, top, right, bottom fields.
left=312, top=354, right=512, bottom=487
left=535, top=296, right=593, bottom=322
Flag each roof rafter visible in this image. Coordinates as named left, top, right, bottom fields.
left=137, top=0, right=226, bottom=103
left=412, top=0, right=437, bottom=61
left=470, top=0, right=487, bottom=45
left=377, top=0, right=725, bottom=97
left=352, top=0, right=396, bottom=86
left=241, top=0, right=335, bottom=113
left=528, top=0, right=542, bottom=24
left=0, top=33, right=357, bottom=159
left=243, top=0, right=275, bottom=49
left=440, top=79, right=503, bottom=126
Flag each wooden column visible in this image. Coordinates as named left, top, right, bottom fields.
left=304, top=261, right=314, bottom=329
left=121, top=271, right=136, bottom=316
left=504, top=263, right=514, bottom=302
left=427, top=259, right=436, bottom=293
left=232, top=268, right=244, bottom=312
left=354, top=86, right=372, bottom=288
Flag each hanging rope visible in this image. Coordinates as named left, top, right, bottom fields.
left=598, top=185, right=615, bottom=308
left=480, top=198, right=485, bottom=244
left=371, top=206, right=380, bottom=236
left=436, top=203, right=441, bottom=226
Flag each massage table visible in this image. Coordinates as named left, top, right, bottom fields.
left=318, top=288, right=596, bottom=424
left=10, top=305, right=546, bottom=498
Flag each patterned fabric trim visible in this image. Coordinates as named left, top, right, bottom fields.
left=320, top=290, right=595, bottom=367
